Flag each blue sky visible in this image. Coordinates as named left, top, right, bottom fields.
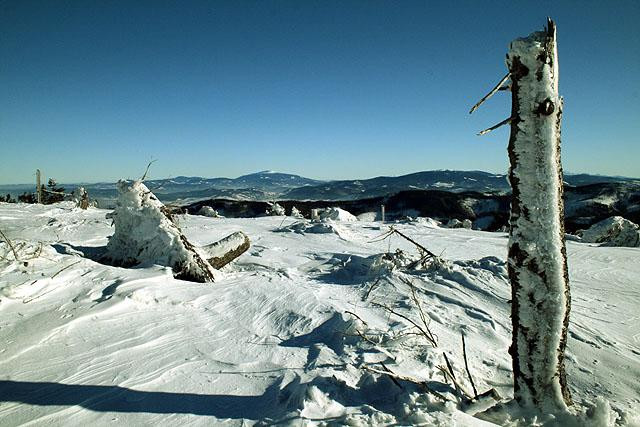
left=1, top=1, right=638, bottom=184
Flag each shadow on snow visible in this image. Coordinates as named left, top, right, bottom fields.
left=0, top=380, right=277, bottom=419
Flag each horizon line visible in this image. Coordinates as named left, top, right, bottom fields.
left=1, top=168, right=639, bottom=187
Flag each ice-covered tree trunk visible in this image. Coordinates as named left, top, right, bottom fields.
left=106, top=180, right=218, bottom=282
left=506, top=19, right=572, bottom=411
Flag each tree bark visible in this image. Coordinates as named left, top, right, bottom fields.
left=506, top=19, right=572, bottom=411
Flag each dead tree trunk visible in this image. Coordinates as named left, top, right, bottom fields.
left=506, top=19, right=572, bottom=411
left=36, top=169, right=42, bottom=204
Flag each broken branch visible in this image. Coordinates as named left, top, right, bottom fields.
left=389, top=227, right=437, bottom=259
left=461, top=332, right=479, bottom=398
left=469, top=72, right=510, bottom=114
left=477, top=117, right=513, bottom=136
left=140, top=159, right=157, bottom=181
left=0, top=227, right=19, bottom=261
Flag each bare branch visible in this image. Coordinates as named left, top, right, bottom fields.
left=469, top=72, right=510, bottom=114
left=362, top=277, right=381, bottom=301
left=477, top=117, right=513, bottom=136
left=140, top=159, right=157, bottom=181
left=362, top=364, right=449, bottom=402
left=51, top=260, right=82, bottom=279
left=344, top=311, right=381, bottom=346
left=461, top=332, right=479, bottom=399
left=380, top=363, right=404, bottom=389
left=0, top=228, right=19, bottom=261
left=442, top=353, right=472, bottom=400
left=389, top=227, right=437, bottom=259
left=403, top=277, right=438, bottom=346
left=367, top=228, right=394, bottom=243
left=371, top=301, right=437, bottom=347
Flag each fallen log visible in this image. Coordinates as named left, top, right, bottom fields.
left=200, top=231, right=250, bottom=269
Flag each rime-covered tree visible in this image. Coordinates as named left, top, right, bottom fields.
left=471, top=18, right=572, bottom=413
left=506, top=19, right=572, bottom=411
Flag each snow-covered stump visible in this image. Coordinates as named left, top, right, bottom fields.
left=105, top=180, right=218, bottom=282
left=506, top=19, right=572, bottom=411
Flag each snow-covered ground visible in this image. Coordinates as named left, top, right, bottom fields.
left=0, top=202, right=638, bottom=425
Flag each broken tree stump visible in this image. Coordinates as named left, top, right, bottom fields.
left=506, top=19, right=572, bottom=411
left=105, top=180, right=249, bottom=282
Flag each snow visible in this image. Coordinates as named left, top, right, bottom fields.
left=433, top=181, right=455, bottom=188
left=581, top=216, right=640, bottom=247
left=290, top=206, right=304, bottom=219
left=197, top=206, right=220, bottom=218
left=315, top=207, right=357, bottom=222
left=0, top=202, right=638, bottom=425
left=266, top=202, right=285, bottom=216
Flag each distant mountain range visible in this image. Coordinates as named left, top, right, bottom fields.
left=1, top=170, right=638, bottom=208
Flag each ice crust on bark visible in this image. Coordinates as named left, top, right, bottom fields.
left=506, top=20, right=572, bottom=411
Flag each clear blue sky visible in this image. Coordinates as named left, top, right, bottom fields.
left=1, top=1, right=638, bottom=184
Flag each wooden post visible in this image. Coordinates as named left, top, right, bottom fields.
left=36, top=169, right=42, bottom=204
left=506, top=19, right=572, bottom=411
left=381, top=205, right=385, bottom=223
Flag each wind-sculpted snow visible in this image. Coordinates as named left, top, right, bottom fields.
left=0, top=204, right=638, bottom=425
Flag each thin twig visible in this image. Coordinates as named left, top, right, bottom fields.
left=371, top=301, right=437, bottom=347
left=368, top=229, right=394, bottom=243
left=442, top=353, right=472, bottom=400
left=0, top=228, right=19, bottom=261
left=51, top=260, right=82, bottom=279
left=140, top=159, right=157, bottom=181
left=363, top=277, right=381, bottom=301
left=362, top=364, right=449, bottom=402
left=477, top=117, right=513, bottom=136
left=344, top=311, right=380, bottom=346
left=461, top=332, right=479, bottom=398
left=469, top=72, right=510, bottom=114
left=389, top=227, right=437, bottom=259
left=407, top=280, right=438, bottom=346
left=380, top=363, right=404, bottom=389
